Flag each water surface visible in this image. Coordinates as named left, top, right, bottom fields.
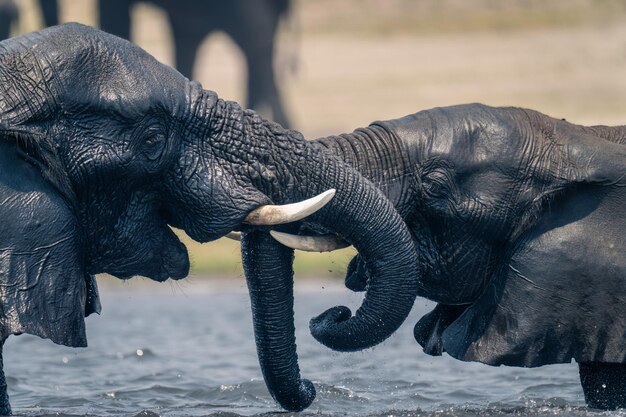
left=3, top=278, right=617, bottom=417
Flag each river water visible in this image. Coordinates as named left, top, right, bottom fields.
left=3, top=277, right=620, bottom=417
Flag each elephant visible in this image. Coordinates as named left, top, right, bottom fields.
left=0, top=22, right=416, bottom=414
left=0, top=0, right=291, bottom=127
left=0, top=0, right=17, bottom=41
left=98, top=0, right=292, bottom=128
left=0, top=23, right=624, bottom=414
left=266, top=108, right=626, bottom=409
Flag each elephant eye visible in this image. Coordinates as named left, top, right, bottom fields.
left=143, top=134, right=166, bottom=161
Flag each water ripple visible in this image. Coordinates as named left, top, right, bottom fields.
left=3, top=289, right=597, bottom=417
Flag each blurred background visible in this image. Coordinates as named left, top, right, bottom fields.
left=6, top=0, right=626, bottom=279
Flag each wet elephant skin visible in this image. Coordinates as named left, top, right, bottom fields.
left=0, top=24, right=624, bottom=414
left=0, top=24, right=416, bottom=413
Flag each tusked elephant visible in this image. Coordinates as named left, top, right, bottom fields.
left=0, top=23, right=624, bottom=414
left=0, top=23, right=416, bottom=414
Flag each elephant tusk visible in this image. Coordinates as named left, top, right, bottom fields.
left=225, top=231, right=242, bottom=241
left=269, top=230, right=350, bottom=252
left=244, top=189, right=336, bottom=226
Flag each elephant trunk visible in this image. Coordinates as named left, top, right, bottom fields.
left=176, top=81, right=422, bottom=406
left=200, top=95, right=420, bottom=408
left=240, top=143, right=419, bottom=409
left=303, top=147, right=421, bottom=351
left=241, top=230, right=315, bottom=411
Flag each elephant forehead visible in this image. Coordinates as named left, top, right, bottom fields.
left=72, top=54, right=186, bottom=116
left=98, top=50, right=186, bottom=101
left=41, top=24, right=188, bottom=116
left=91, top=70, right=182, bottom=117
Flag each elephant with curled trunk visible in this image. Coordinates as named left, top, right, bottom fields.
left=0, top=23, right=623, bottom=414
left=266, top=104, right=625, bottom=409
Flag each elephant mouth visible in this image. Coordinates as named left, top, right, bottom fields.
left=112, top=254, right=188, bottom=283
left=107, top=227, right=190, bottom=283
left=160, top=248, right=190, bottom=281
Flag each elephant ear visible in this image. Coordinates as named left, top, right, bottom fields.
left=0, top=141, right=98, bottom=348
left=416, top=178, right=626, bottom=367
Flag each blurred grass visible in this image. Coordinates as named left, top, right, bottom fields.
left=178, top=232, right=356, bottom=278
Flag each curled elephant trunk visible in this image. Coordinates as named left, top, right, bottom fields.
left=241, top=230, right=315, bottom=411
left=240, top=145, right=419, bottom=408
left=305, top=153, right=420, bottom=351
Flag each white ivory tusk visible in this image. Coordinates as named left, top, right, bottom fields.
left=244, top=189, right=336, bottom=226
left=225, top=231, right=241, bottom=241
left=269, top=230, right=350, bottom=252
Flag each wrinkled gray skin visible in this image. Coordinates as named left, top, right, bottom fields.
left=0, top=24, right=418, bottom=413
left=0, top=23, right=624, bottom=414
left=307, top=107, right=625, bottom=410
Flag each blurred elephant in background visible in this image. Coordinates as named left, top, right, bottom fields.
left=0, top=0, right=57, bottom=39
left=0, top=0, right=17, bottom=40
left=0, top=0, right=292, bottom=127
left=99, top=0, right=293, bottom=127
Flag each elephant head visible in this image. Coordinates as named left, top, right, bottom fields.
left=0, top=24, right=419, bottom=410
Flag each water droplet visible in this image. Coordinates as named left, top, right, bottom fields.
left=136, top=349, right=144, bottom=357
left=61, top=357, right=69, bottom=364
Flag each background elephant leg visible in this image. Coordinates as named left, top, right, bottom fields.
left=579, top=362, right=626, bottom=409
left=242, top=42, right=289, bottom=128
left=0, top=339, right=10, bottom=415
left=170, top=23, right=206, bottom=81
left=229, top=2, right=290, bottom=128
left=0, top=0, right=17, bottom=41
left=37, top=0, right=58, bottom=27
left=98, top=0, right=132, bottom=40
